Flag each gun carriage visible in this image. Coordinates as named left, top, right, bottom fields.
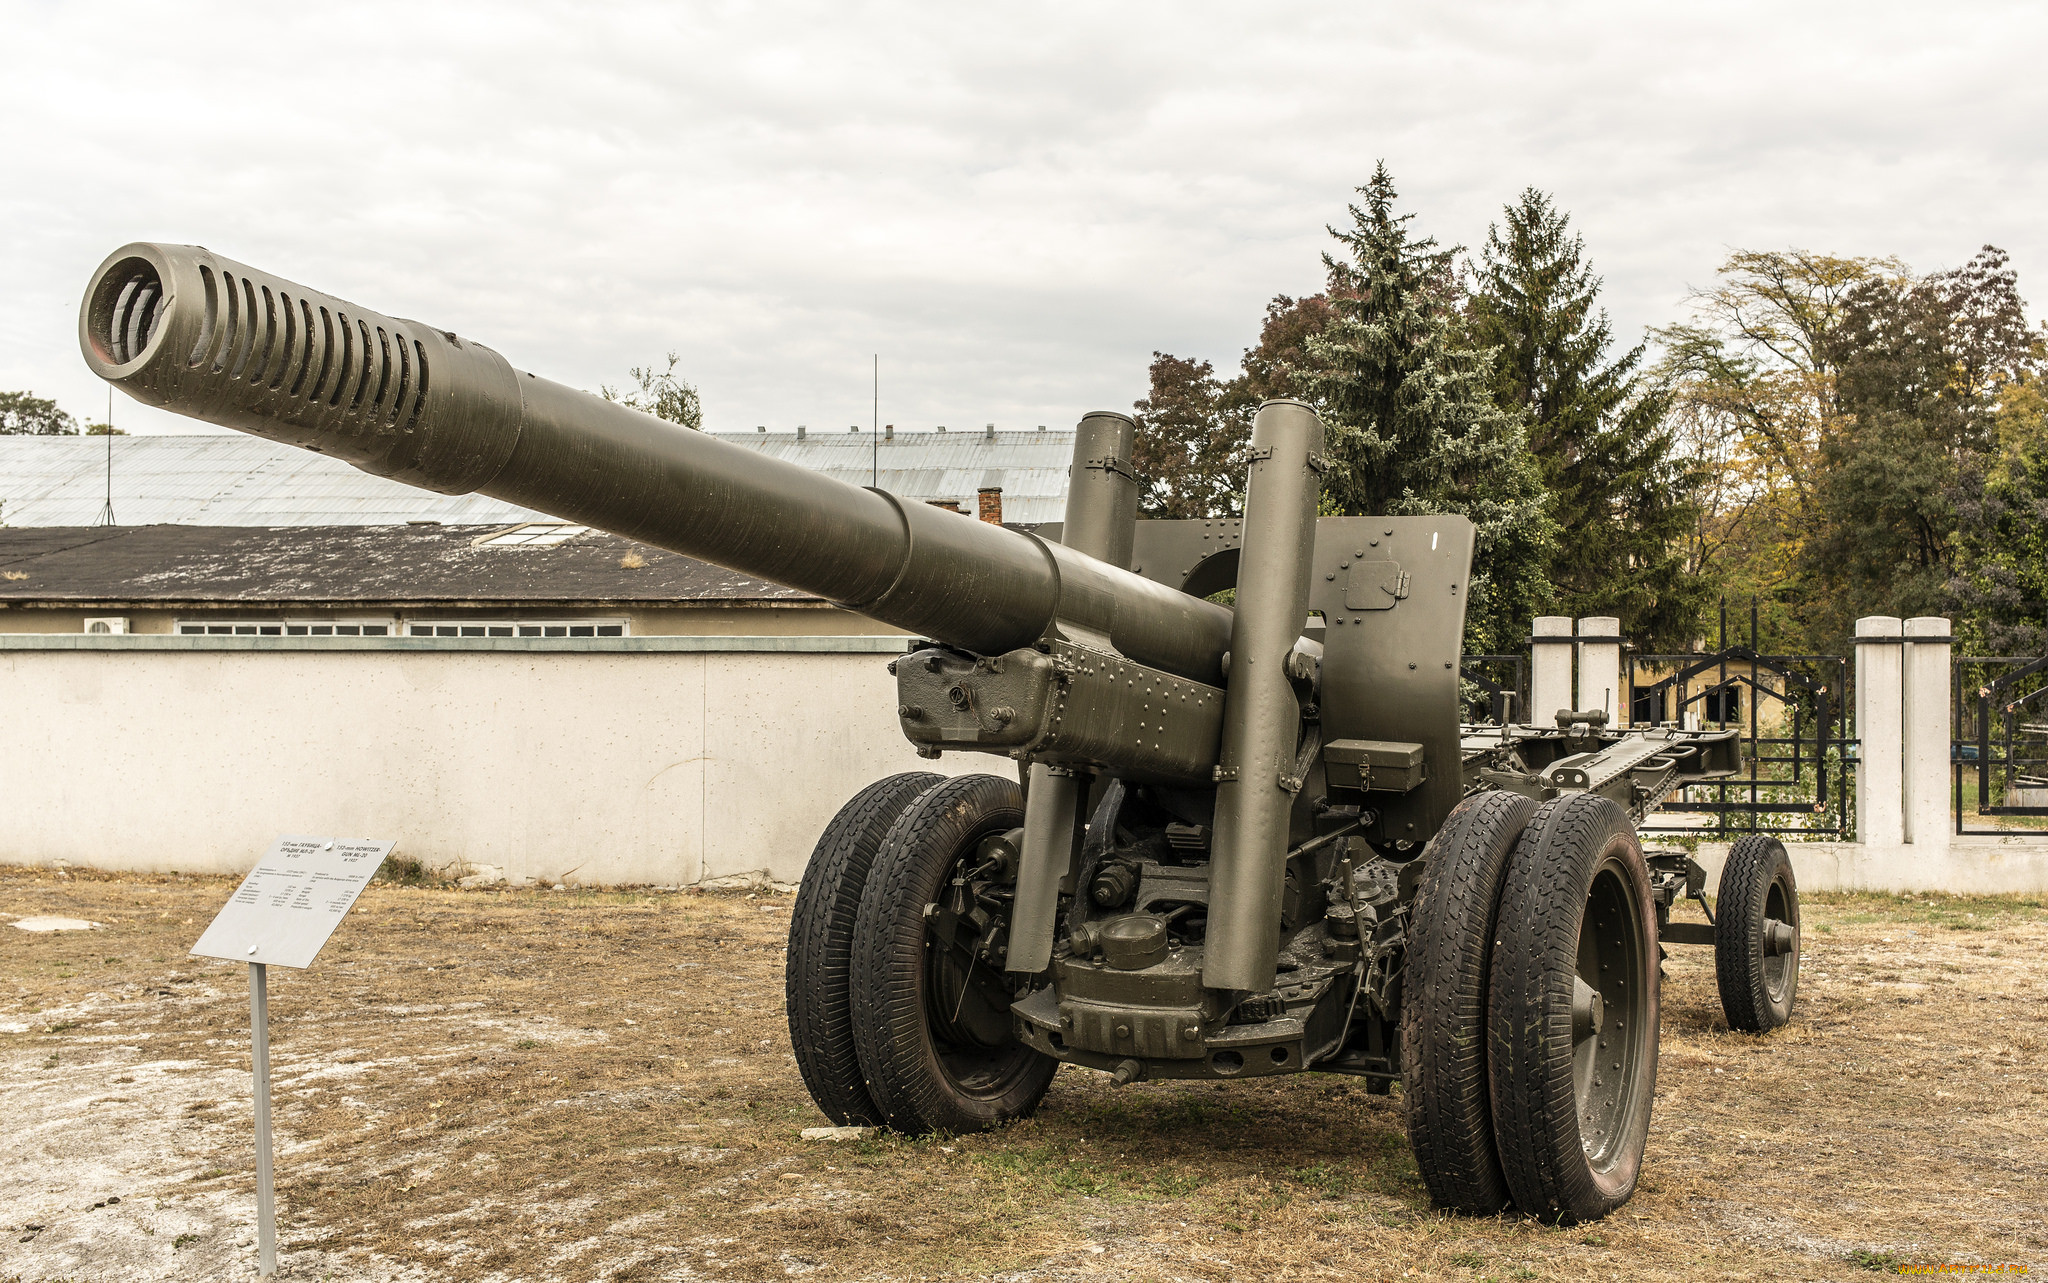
left=79, top=243, right=1802, bottom=1223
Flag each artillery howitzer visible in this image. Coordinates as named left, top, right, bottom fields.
left=80, top=243, right=1802, bottom=1223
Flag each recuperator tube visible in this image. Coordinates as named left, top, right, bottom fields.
left=77, top=243, right=1231, bottom=684
left=1200, top=400, right=1325, bottom=994
left=1007, top=411, right=1141, bottom=974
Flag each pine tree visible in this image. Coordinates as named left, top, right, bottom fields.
left=1305, top=163, right=1555, bottom=654
left=1467, top=189, right=1710, bottom=651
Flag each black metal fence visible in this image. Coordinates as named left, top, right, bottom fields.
left=1627, top=605, right=1851, bottom=838
left=1460, top=654, right=1527, bottom=726
left=1953, top=654, right=2048, bottom=835
left=1464, top=603, right=1855, bottom=837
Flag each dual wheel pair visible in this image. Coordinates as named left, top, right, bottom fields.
left=1401, top=791, right=1800, bottom=1224
left=784, top=772, right=1056, bottom=1134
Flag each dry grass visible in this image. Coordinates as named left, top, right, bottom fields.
left=3, top=867, right=2045, bottom=1281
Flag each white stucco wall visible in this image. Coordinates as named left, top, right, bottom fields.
left=0, top=635, right=1006, bottom=886
left=1691, top=835, right=2048, bottom=896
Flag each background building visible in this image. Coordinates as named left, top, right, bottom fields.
left=0, top=429, right=1070, bottom=885
left=0, top=428, right=1074, bottom=527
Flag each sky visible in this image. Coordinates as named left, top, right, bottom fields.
left=3, top=1, right=2044, bottom=437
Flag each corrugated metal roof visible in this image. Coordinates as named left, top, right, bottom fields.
left=0, top=429, right=1074, bottom=527
left=0, top=524, right=814, bottom=605
left=682, top=430, right=1072, bottom=523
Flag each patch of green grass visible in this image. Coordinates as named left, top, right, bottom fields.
left=46, top=1021, right=78, bottom=1033
left=1147, top=1169, right=1204, bottom=1198
left=375, top=854, right=436, bottom=887
left=971, top=1145, right=1126, bottom=1199
left=1448, top=1249, right=1488, bottom=1267
left=1848, top=1247, right=1901, bottom=1271
left=173, top=1232, right=201, bottom=1248
left=515, top=1039, right=541, bottom=1050
left=1286, top=1162, right=1358, bottom=1198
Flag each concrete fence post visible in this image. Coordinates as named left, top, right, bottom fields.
left=1854, top=616, right=1905, bottom=849
left=1530, top=616, right=1574, bottom=726
left=1902, top=616, right=1953, bottom=850
left=1577, top=616, right=1622, bottom=724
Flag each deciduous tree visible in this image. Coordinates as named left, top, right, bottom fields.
left=1131, top=353, right=1248, bottom=518
left=1807, top=247, right=2040, bottom=644
left=1950, top=376, right=2048, bottom=654
left=0, top=391, right=78, bottom=435
left=1653, top=251, right=1904, bottom=647
left=602, top=353, right=703, bottom=430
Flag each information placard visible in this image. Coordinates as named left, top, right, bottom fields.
left=190, top=836, right=395, bottom=969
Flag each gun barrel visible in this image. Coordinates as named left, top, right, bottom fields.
left=79, top=243, right=1231, bottom=680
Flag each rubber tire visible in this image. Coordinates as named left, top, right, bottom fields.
left=1488, top=793, right=1660, bottom=1224
left=1401, top=789, right=1539, bottom=1215
left=850, top=773, right=1057, bottom=1135
left=785, top=772, right=942, bottom=1126
left=1714, top=835, right=1800, bottom=1033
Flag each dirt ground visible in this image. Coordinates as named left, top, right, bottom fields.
left=2, top=866, right=2043, bottom=1283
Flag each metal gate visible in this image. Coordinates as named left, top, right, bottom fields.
left=1625, top=602, right=1853, bottom=839
left=1953, top=653, right=2048, bottom=835
left=1460, top=654, right=1527, bottom=725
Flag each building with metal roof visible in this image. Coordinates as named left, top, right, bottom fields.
left=0, top=522, right=868, bottom=638
left=0, top=427, right=1075, bottom=527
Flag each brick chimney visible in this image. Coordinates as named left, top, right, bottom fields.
left=977, top=486, right=1003, bottom=524
left=925, top=499, right=963, bottom=513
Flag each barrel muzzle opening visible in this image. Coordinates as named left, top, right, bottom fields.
left=86, top=254, right=169, bottom=370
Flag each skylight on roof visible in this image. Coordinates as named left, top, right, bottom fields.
left=477, top=522, right=590, bottom=548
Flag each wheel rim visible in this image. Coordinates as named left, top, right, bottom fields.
left=920, top=826, right=1037, bottom=1102
left=1571, top=854, right=1653, bottom=1174
left=1762, top=871, right=1798, bottom=1006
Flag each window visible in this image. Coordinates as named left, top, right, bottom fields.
left=176, top=620, right=391, bottom=636
left=1631, top=684, right=1665, bottom=725
left=474, top=522, right=590, bottom=548
left=1700, top=686, right=1742, bottom=724
left=178, top=621, right=283, bottom=636
left=405, top=619, right=627, bottom=638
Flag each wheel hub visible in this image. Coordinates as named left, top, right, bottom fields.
left=1571, top=859, right=1652, bottom=1170
left=1764, top=918, right=1797, bottom=957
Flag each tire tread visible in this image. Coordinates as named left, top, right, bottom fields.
left=850, top=774, right=1054, bottom=1135
left=1714, top=834, right=1797, bottom=1033
left=1487, top=793, right=1658, bottom=1224
left=1402, top=789, right=1537, bottom=1214
left=785, top=772, right=941, bottom=1125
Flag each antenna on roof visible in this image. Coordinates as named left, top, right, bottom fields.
left=872, top=354, right=879, bottom=488
left=93, top=386, right=116, bottom=527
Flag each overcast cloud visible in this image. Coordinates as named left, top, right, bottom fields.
left=3, top=1, right=2042, bottom=437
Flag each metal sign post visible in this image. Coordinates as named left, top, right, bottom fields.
left=192, top=836, right=396, bottom=1278
left=250, top=962, right=275, bottom=1273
